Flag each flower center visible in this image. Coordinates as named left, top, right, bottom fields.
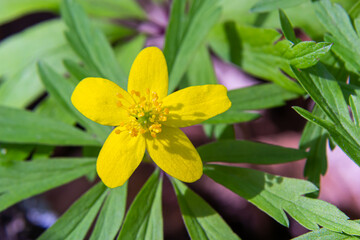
left=115, top=89, right=169, bottom=138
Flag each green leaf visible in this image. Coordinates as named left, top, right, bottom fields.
left=350, top=94, right=360, bottom=126
left=0, top=143, right=33, bottom=162
left=38, top=62, right=110, bottom=142
left=0, top=20, right=76, bottom=108
left=0, top=157, right=96, bottom=212
left=198, top=140, right=308, bottom=164
left=63, top=59, right=95, bottom=81
left=114, top=34, right=147, bottom=76
left=204, top=165, right=360, bottom=235
left=279, top=9, right=299, bottom=44
left=250, top=0, right=307, bottom=13
left=118, top=170, right=163, bottom=240
left=39, top=182, right=108, bottom=240
left=203, top=110, right=260, bottom=124
left=90, top=184, right=127, bottom=240
left=228, top=83, right=299, bottom=111
left=291, top=64, right=350, bottom=124
left=61, top=0, right=126, bottom=88
left=185, top=44, right=218, bottom=87
left=284, top=41, right=332, bottom=69
left=299, top=105, right=328, bottom=196
left=0, top=106, right=101, bottom=146
left=293, top=106, right=360, bottom=165
left=172, top=178, right=240, bottom=240
left=209, top=22, right=304, bottom=93
left=313, top=0, right=360, bottom=73
left=164, top=0, right=221, bottom=92
left=0, top=0, right=59, bottom=24
left=294, top=222, right=360, bottom=240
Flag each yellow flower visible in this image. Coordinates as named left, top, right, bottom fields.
left=71, top=47, right=231, bottom=188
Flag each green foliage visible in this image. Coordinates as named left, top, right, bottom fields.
left=90, top=184, right=127, bottom=240
left=204, top=165, right=360, bottom=235
left=39, top=182, right=108, bottom=240
left=0, top=106, right=101, bottom=146
left=294, top=222, right=360, bottom=240
left=164, top=0, right=221, bottom=92
left=172, top=179, right=240, bottom=240
left=198, top=140, right=308, bottom=164
left=38, top=62, right=110, bottom=142
left=0, top=158, right=96, bottom=212
left=208, top=22, right=331, bottom=93
left=292, top=64, right=360, bottom=164
left=250, top=0, right=307, bottom=13
left=118, top=170, right=163, bottom=240
left=61, top=0, right=127, bottom=88
left=313, top=0, right=360, bottom=73
left=0, top=20, right=75, bottom=108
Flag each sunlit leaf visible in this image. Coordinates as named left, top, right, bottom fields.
left=205, top=165, right=360, bottom=235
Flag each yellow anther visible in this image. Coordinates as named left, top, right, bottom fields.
left=116, top=101, right=123, bottom=107
left=116, top=93, right=123, bottom=98
left=163, top=108, right=169, bottom=115
left=138, top=112, right=145, bottom=117
left=115, top=129, right=121, bottom=134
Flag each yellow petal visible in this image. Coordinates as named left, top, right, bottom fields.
left=127, top=47, right=168, bottom=99
left=97, top=127, right=146, bottom=188
left=162, top=85, right=231, bottom=127
left=71, top=77, right=134, bottom=126
left=146, top=126, right=203, bottom=182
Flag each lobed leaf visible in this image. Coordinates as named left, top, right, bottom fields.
left=204, top=165, right=360, bottom=235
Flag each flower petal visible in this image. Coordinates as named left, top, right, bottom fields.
left=146, top=126, right=202, bottom=182
left=162, top=85, right=231, bottom=127
left=97, top=127, right=146, bottom=188
left=127, top=47, right=168, bottom=99
left=71, top=77, right=134, bottom=126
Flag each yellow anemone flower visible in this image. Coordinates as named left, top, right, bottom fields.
left=71, top=47, right=231, bottom=188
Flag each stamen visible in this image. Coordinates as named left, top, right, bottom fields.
left=118, top=90, right=169, bottom=138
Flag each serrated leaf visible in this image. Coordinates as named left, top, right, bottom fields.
left=38, top=62, right=110, bottom=142
left=90, top=184, right=127, bottom=240
left=284, top=41, right=332, bottom=69
left=209, top=22, right=305, bottom=93
left=61, top=0, right=126, bottom=88
left=172, top=178, right=240, bottom=240
left=198, top=140, right=308, bottom=164
left=39, top=182, right=108, bottom=240
left=164, top=0, right=221, bottom=92
left=294, top=221, right=360, bottom=240
left=313, top=0, right=360, bottom=73
left=0, top=106, right=101, bottom=146
left=118, top=170, right=163, bottom=240
left=250, top=0, right=307, bottom=13
left=204, top=165, right=360, bottom=235
left=0, top=158, right=96, bottom=212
